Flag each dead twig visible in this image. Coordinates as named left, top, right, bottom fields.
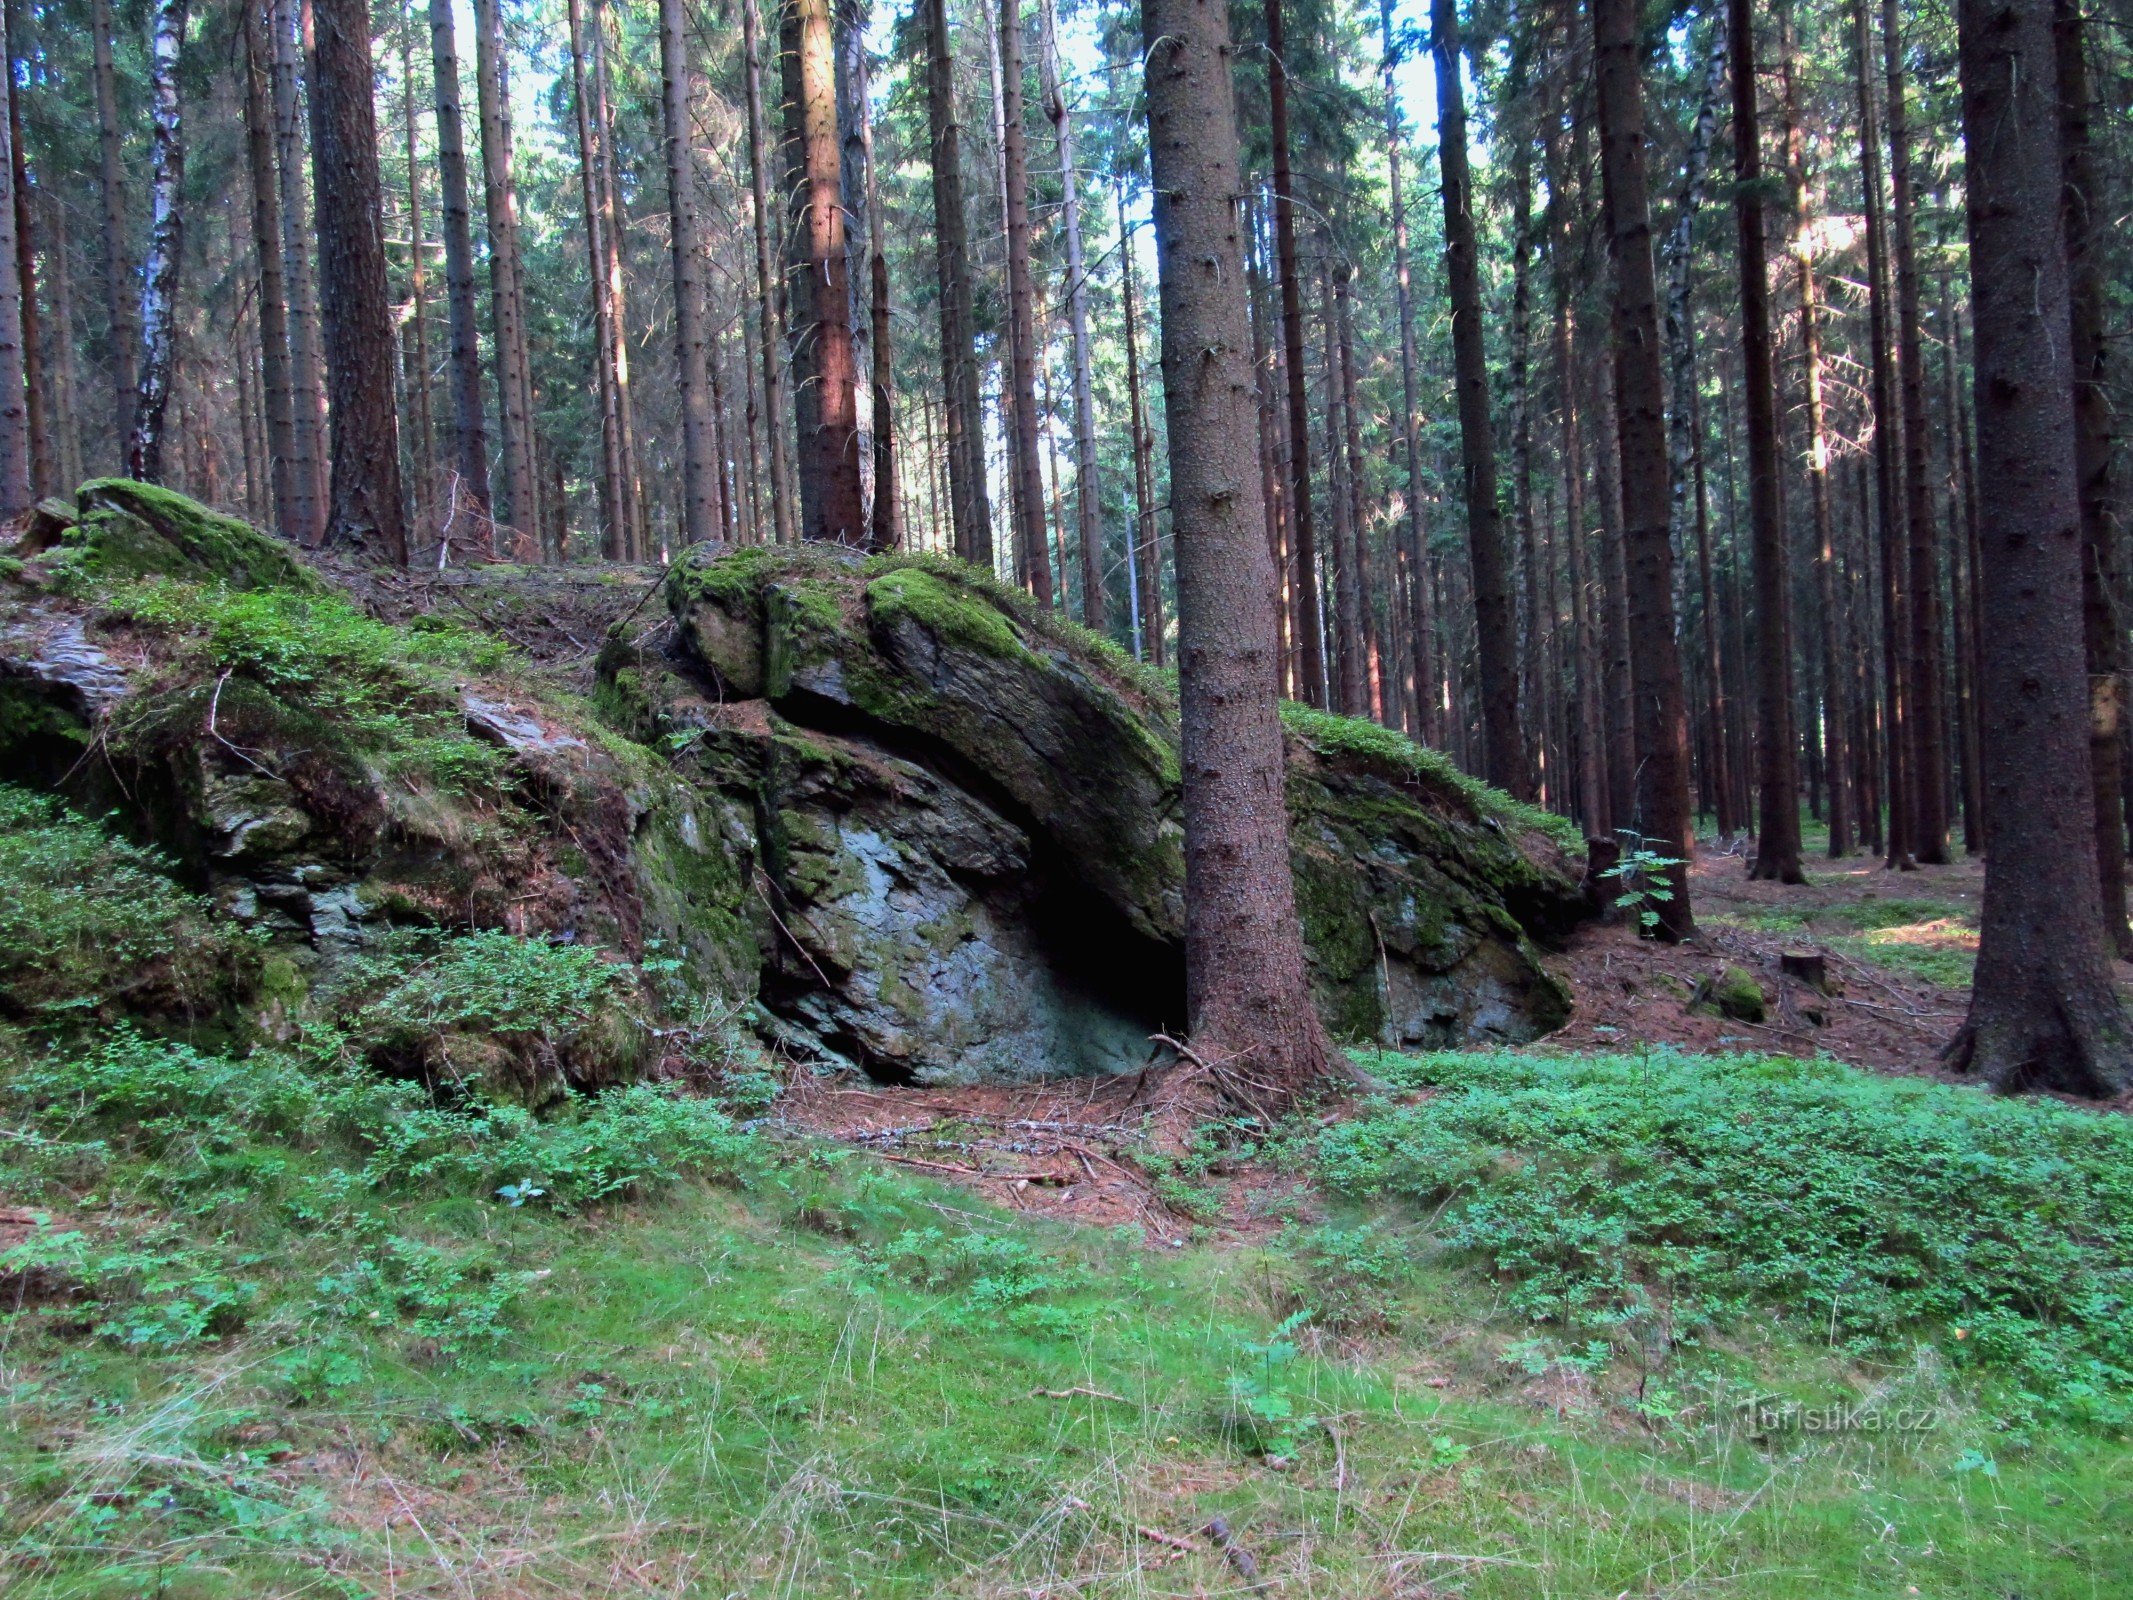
left=1028, top=1385, right=1128, bottom=1402
left=1201, top=1515, right=1263, bottom=1583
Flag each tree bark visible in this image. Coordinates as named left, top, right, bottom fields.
left=1040, top=0, right=1100, bottom=623
left=1323, top=260, right=1363, bottom=716
left=1266, top=0, right=1325, bottom=708
left=271, top=0, right=328, bottom=540
left=242, top=0, right=300, bottom=539
left=1589, top=0, right=1693, bottom=936
left=998, top=0, right=1051, bottom=598
left=427, top=0, right=492, bottom=524
left=1380, top=0, right=1434, bottom=747
left=1948, top=0, right=2131, bottom=1096
left=850, top=6, right=896, bottom=552
left=1141, top=0, right=1330, bottom=1106
left=590, top=0, right=643, bottom=556
left=2056, top=0, right=2127, bottom=955
left=309, top=0, right=408, bottom=563
left=1120, top=189, right=1162, bottom=667
left=658, top=0, right=716, bottom=547
left=1548, top=171, right=1605, bottom=835
left=922, top=0, right=987, bottom=564
left=1882, top=0, right=1947, bottom=864
left=6, top=0, right=48, bottom=499
left=0, top=0, right=27, bottom=512
left=398, top=6, right=436, bottom=526
left=44, top=191, right=82, bottom=490
left=469, top=0, right=540, bottom=548
left=1336, top=260, right=1381, bottom=723
left=91, top=0, right=136, bottom=462
left=784, top=0, right=864, bottom=546
left=1433, top=0, right=1524, bottom=797
left=1851, top=0, right=1909, bottom=865
left=126, top=0, right=186, bottom=486
left=1729, top=0, right=1802, bottom=882
left=741, top=0, right=797, bottom=547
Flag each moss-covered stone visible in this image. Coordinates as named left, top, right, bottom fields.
left=63, top=480, right=322, bottom=593
left=1701, top=966, right=1768, bottom=1024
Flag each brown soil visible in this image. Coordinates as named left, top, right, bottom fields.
left=1545, top=847, right=1986, bottom=1077
left=771, top=843, right=2132, bottom=1231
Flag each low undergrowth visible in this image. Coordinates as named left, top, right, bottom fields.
left=1715, top=893, right=1982, bottom=986
left=1315, top=1047, right=2133, bottom=1427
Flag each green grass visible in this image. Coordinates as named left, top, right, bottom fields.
left=5, top=1029, right=2128, bottom=1595
left=1714, top=896, right=1981, bottom=987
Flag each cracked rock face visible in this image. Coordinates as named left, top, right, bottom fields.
left=639, top=546, right=1587, bottom=1083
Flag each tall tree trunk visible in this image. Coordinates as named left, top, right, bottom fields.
left=428, top=0, right=492, bottom=522
left=1246, top=197, right=1291, bottom=696
left=470, top=0, right=539, bottom=548
left=1337, top=260, right=1381, bottom=722
left=242, top=0, right=300, bottom=539
left=1730, top=0, right=1802, bottom=882
left=998, top=0, right=1050, bottom=599
left=126, top=0, right=186, bottom=485
left=1589, top=0, right=1693, bottom=935
left=91, top=0, right=136, bottom=462
left=1323, top=260, right=1363, bottom=715
left=1141, top=0, right=1330, bottom=1105
left=1510, top=138, right=1542, bottom=789
left=837, top=1, right=873, bottom=539
left=851, top=6, right=896, bottom=552
left=45, top=191, right=82, bottom=490
left=659, top=0, right=716, bottom=548
left=398, top=6, right=436, bottom=530
left=567, top=0, right=622, bottom=556
left=2056, top=0, right=2127, bottom=954
left=1948, top=0, right=2130, bottom=1096
left=741, top=0, right=797, bottom=547
left=1881, top=0, right=1947, bottom=864
left=1380, top=0, right=1434, bottom=746
left=1850, top=0, right=1909, bottom=865
left=1433, top=0, right=1524, bottom=797
left=1550, top=201, right=1605, bottom=833
left=785, top=0, right=863, bottom=545
left=1266, top=0, right=1325, bottom=707
left=0, top=0, right=27, bottom=511
left=922, top=0, right=986, bottom=563
left=310, top=0, right=408, bottom=563
left=6, top=0, right=48, bottom=500
left=272, top=0, right=327, bottom=540
left=1779, top=0, right=1849, bottom=857
left=1040, top=0, right=1100, bottom=624
left=1120, top=191, right=1162, bottom=668
left=589, top=0, right=643, bottom=557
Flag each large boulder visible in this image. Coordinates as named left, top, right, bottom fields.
left=0, top=490, right=1590, bottom=1093
left=629, top=544, right=1586, bottom=1083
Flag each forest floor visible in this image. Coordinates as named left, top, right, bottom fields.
left=7, top=553, right=2129, bottom=1596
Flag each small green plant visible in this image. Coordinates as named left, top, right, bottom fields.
left=1224, top=1308, right=1319, bottom=1457
left=1599, top=833, right=1689, bottom=931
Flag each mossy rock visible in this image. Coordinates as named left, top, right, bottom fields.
left=60, top=480, right=322, bottom=593
left=1696, top=966, right=1768, bottom=1024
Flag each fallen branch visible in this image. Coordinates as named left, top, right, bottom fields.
left=1028, top=1385, right=1128, bottom=1402
left=1201, top=1515, right=1262, bottom=1583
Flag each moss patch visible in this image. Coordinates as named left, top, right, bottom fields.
left=66, top=480, right=321, bottom=593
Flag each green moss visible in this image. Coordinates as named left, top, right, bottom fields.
left=1280, top=701, right=1584, bottom=852
left=864, top=566, right=1028, bottom=660
left=0, top=784, right=262, bottom=1026
left=1699, top=965, right=1768, bottom=1023
left=69, top=480, right=322, bottom=593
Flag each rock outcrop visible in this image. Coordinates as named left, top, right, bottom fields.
left=1, top=486, right=1591, bottom=1091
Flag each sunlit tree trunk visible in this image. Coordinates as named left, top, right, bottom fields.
left=1379, top=0, right=1433, bottom=746
left=309, top=0, right=406, bottom=562
left=741, top=0, right=796, bottom=546
left=659, top=0, right=716, bottom=548
left=1120, top=189, right=1162, bottom=668
left=1266, top=0, right=1325, bottom=707
left=91, top=0, right=135, bottom=463
left=428, top=0, right=492, bottom=526
left=272, top=0, right=327, bottom=540
left=998, top=0, right=1050, bottom=599
left=470, top=0, right=540, bottom=549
